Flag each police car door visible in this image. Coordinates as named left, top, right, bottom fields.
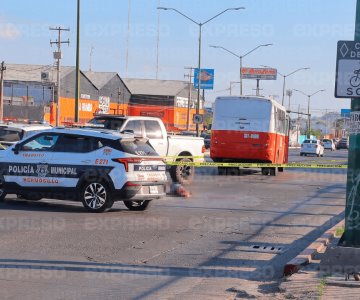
left=49, top=133, right=99, bottom=189
left=5, top=132, right=59, bottom=188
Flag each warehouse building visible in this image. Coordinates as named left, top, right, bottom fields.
left=123, top=78, right=204, bottom=131
left=2, top=64, right=130, bottom=124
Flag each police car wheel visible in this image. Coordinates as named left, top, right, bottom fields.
left=0, top=188, right=6, bottom=201
left=123, top=200, right=153, bottom=211
left=81, top=181, right=114, bottom=213
left=169, top=158, right=194, bottom=185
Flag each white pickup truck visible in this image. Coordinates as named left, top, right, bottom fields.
left=86, top=115, right=205, bottom=184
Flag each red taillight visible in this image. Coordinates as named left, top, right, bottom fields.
left=202, top=145, right=206, bottom=153
left=112, top=157, right=165, bottom=172
left=113, top=158, right=143, bottom=172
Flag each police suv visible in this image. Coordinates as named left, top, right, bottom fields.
left=0, top=128, right=168, bottom=212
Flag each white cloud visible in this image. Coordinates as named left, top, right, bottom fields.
left=0, top=16, right=21, bottom=40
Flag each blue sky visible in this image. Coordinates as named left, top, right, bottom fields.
left=0, top=0, right=357, bottom=115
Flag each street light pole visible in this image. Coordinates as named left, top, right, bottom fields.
left=211, top=43, right=272, bottom=96
left=158, top=7, right=245, bottom=136
left=197, top=24, right=202, bottom=127
left=293, top=88, right=325, bottom=138
left=262, top=66, right=310, bottom=106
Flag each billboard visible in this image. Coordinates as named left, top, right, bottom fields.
left=194, top=68, right=214, bottom=90
left=241, top=67, right=277, bottom=80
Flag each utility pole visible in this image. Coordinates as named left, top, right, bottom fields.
left=184, top=67, right=194, bottom=131
left=256, top=79, right=260, bottom=96
left=50, top=26, right=70, bottom=126
left=117, top=88, right=121, bottom=115
left=297, top=104, right=300, bottom=146
left=0, top=61, right=6, bottom=123
left=286, top=89, right=293, bottom=110
left=75, top=0, right=81, bottom=123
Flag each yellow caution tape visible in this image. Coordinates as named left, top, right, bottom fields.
left=161, top=155, right=205, bottom=159
left=166, top=161, right=347, bottom=169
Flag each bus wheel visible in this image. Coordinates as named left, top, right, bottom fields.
left=261, top=168, right=269, bottom=175
left=218, top=167, right=227, bottom=176
left=262, top=168, right=276, bottom=176
left=278, top=167, right=284, bottom=172
left=227, top=167, right=239, bottom=176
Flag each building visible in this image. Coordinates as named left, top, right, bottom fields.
left=3, top=64, right=130, bottom=124
left=124, top=78, right=204, bottom=132
left=84, top=71, right=130, bottom=115
left=2, top=64, right=205, bottom=131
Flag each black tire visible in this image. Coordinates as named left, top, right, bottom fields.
left=261, top=168, right=270, bottom=175
left=123, top=200, right=153, bottom=211
left=81, top=181, right=114, bottom=213
left=262, top=168, right=276, bottom=176
left=270, top=168, right=276, bottom=176
left=218, top=167, right=227, bottom=176
left=278, top=167, right=284, bottom=172
left=227, top=167, right=239, bottom=176
left=0, top=188, right=6, bottom=202
left=169, top=158, right=194, bottom=185
left=300, top=153, right=303, bottom=156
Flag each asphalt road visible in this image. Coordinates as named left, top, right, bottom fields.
left=0, top=149, right=348, bottom=299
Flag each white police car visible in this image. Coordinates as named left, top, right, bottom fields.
left=0, top=128, right=168, bottom=212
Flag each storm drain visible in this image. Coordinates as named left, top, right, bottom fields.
left=249, top=245, right=285, bottom=254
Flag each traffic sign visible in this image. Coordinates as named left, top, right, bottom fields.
left=193, top=114, right=203, bottom=124
left=335, top=40, right=360, bottom=98
left=194, top=69, right=214, bottom=90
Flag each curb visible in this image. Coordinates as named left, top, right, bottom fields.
left=283, top=220, right=345, bottom=276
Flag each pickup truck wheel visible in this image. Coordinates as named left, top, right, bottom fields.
left=170, top=158, right=194, bottom=185
left=124, top=200, right=153, bottom=211
left=81, top=181, right=114, bottom=213
left=0, top=188, right=6, bottom=201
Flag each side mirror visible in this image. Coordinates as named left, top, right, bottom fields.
left=12, top=144, right=20, bottom=155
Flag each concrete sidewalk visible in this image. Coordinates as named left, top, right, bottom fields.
left=279, top=234, right=360, bottom=299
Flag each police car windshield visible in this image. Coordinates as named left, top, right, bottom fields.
left=0, top=128, right=22, bottom=142
left=118, top=139, right=158, bottom=156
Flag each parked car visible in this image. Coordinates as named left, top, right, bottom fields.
left=0, top=128, right=168, bottom=212
left=321, top=138, right=336, bottom=151
left=337, top=137, right=349, bottom=149
left=86, top=116, right=205, bottom=184
left=0, top=123, right=52, bottom=149
left=300, top=139, right=324, bottom=157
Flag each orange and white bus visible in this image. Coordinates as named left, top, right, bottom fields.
left=210, top=96, right=290, bottom=176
